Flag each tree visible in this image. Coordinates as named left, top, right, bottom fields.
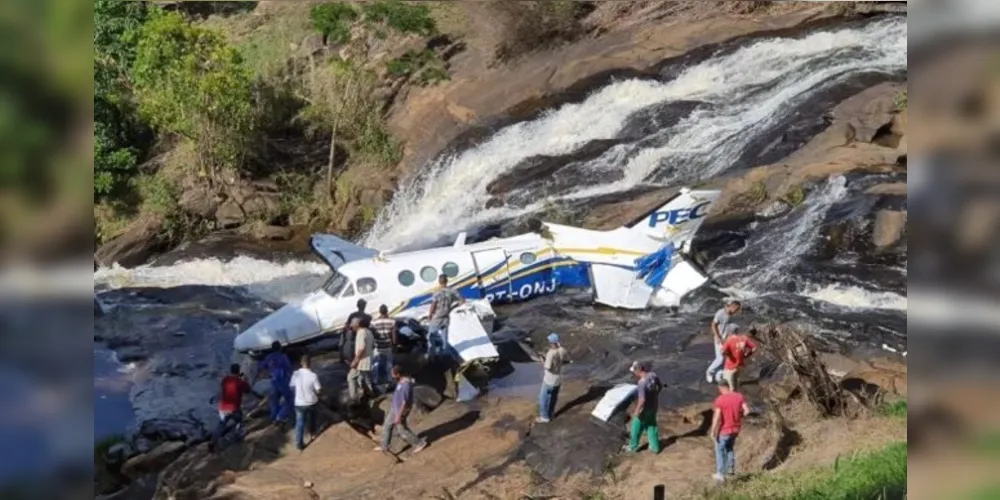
left=131, top=9, right=259, bottom=187
left=93, top=0, right=151, bottom=202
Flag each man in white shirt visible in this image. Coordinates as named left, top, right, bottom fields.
left=537, top=333, right=569, bottom=423
left=290, top=353, right=321, bottom=450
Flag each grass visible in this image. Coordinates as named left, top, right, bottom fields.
left=893, top=90, right=908, bottom=111
left=877, top=399, right=907, bottom=419
left=708, top=441, right=908, bottom=500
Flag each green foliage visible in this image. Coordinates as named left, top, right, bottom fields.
left=893, top=90, right=908, bottom=111
left=94, top=0, right=152, bottom=203
left=309, top=2, right=358, bottom=45
left=708, top=442, right=907, bottom=500
left=387, top=49, right=449, bottom=85
left=94, top=433, right=127, bottom=459
left=780, top=185, right=805, bottom=207
left=494, top=0, right=590, bottom=63
left=877, top=399, right=907, bottom=418
left=132, top=9, right=259, bottom=181
left=361, top=0, right=436, bottom=36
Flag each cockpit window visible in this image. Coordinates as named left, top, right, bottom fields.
left=341, top=283, right=355, bottom=298
left=357, top=277, right=377, bottom=295
left=322, top=272, right=348, bottom=297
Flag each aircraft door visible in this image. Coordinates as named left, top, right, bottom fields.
left=471, top=249, right=512, bottom=303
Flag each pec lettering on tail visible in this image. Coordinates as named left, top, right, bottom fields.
left=630, top=189, right=722, bottom=245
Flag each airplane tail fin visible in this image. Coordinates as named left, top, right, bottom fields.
left=627, top=188, right=722, bottom=249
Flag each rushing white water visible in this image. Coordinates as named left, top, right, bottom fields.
left=94, top=256, right=329, bottom=304
left=710, top=175, right=849, bottom=293
left=365, top=18, right=907, bottom=251
left=803, top=284, right=907, bottom=311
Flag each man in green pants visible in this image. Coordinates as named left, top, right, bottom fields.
left=625, top=361, right=663, bottom=453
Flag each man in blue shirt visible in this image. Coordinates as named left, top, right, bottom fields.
left=377, top=365, right=428, bottom=454
left=258, top=341, right=294, bottom=425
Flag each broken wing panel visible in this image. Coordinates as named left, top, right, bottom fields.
left=310, top=234, right=379, bottom=269
left=591, top=264, right=654, bottom=309
left=651, top=258, right=710, bottom=308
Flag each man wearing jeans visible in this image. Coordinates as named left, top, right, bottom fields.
left=209, top=364, right=260, bottom=453
left=706, top=300, right=741, bottom=383
left=377, top=365, right=428, bottom=454
left=426, top=274, right=464, bottom=360
left=537, top=333, right=568, bottom=423
left=347, top=318, right=375, bottom=402
left=710, top=379, right=750, bottom=483
left=369, top=305, right=398, bottom=392
left=290, top=353, right=321, bottom=450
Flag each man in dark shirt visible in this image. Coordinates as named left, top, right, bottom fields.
left=625, top=361, right=663, bottom=454
left=339, top=299, right=371, bottom=364
left=377, top=365, right=428, bottom=454
left=369, top=304, right=398, bottom=391
left=209, top=364, right=261, bottom=452
left=258, top=341, right=294, bottom=425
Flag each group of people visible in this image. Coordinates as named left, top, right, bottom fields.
left=533, top=299, right=758, bottom=484
left=209, top=274, right=467, bottom=455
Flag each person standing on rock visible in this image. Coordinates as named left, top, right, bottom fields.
left=426, top=274, right=464, bottom=361
left=624, top=361, right=663, bottom=454
left=340, top=299, right=371, bottom=365
left=348, top=318, right=375, bottom=402
left=537, top=333, right=569, bottom=424
left=720, top=326, right=758, bottom=391
left=209, top=363, right=260, bottom=452
left=710, top=379, right=751, bottom=483
left=376, top=365, right=428, bottom=455
left=259, top=341, right=294, bottom=426
left=370, top=305, right=398, bottom=393
left=707, top=300, right=741, bottom=384
left=290, top=353, right=322, bottom=451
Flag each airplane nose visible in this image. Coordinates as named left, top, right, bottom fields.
left=233, top=301, right=323, bottom=353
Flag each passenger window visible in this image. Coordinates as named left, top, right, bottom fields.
left=357, top=277, right=377, bottom=295
left=442, top=262, right=459, bottom=278
left=341, top=284, right=355, bottom=298
left=420, top=266, right=438, bottom=283
left=398, top=270, right=415, bottom=287
left=520, top=252, right=537, bottom=265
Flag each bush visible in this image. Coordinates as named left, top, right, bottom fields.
left=386, top=49, right=449, bottom=85
left=893, top=90, right=908, bottom=111
left=132, top=9, right=259, bottom=184
left=361, top=0, right=436, bottom=36
left=309, top=2, right=359, bottom=45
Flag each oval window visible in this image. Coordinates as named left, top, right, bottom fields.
left=520, top=252, right=537, bottom=265
left=442, top=262, right=460, bottom=278
left=420, top=266, right=438, bottom=283
left=357, top=277, right=378, bottom=295
left=398, top=270, right=415, bottom=287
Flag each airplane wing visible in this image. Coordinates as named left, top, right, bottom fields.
left=309, top=234, right=379, bottom=269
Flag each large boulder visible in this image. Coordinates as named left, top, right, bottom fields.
left=177, top=186, right=221, bottom=219
left=95, top=216, right=166, bottom=268
left=873, top=210, right=907, bottom=248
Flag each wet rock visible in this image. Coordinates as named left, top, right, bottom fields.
left=106, top=442, right=134, bottom=465
left=485, top=197, right=505, bottom=209
left=485, top=139, right=620, bottom=196
left=873, top=210, right=907, bottom=248
left=95, top=216, right=167, bottom=268
left=122, top=441, right=187, bottom=480
left=251, top=223, right=293, bottom=241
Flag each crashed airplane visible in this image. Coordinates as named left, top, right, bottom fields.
left=234, top=188, right=722, bottom=354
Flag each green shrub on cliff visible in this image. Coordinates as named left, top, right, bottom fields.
left=310, top=2, right=359, bottom=45
left=132, top=10, right=260, bottom=185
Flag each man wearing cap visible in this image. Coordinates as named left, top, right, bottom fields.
left=537, top=333, right=569, bottom=423
left=707, top=300, right=741, bottom=383
left=625, top=361, right=663, bottom=454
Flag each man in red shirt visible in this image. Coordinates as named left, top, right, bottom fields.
left=710, top=380, right=750, bottom=483
left=720, top=327, right=758, bottom=391
left=209, top=363, right=260, bottom=452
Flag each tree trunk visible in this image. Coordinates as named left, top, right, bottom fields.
left=326, top=120, right=337, bottom=208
